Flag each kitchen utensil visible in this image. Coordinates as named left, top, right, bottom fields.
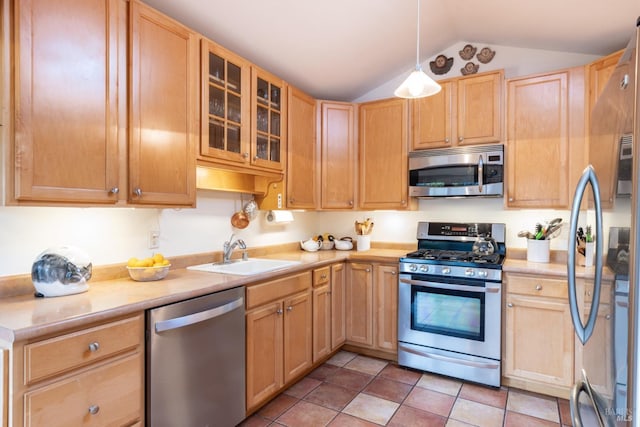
left=334, top=240, right=353, bottom=250
left=472, top=234, right=496, bottom=255
left=243, top=200, right=258, bottom=221
left=230, top=211, right=249, bottom=229
left=517, top=230, right=534, bottom=239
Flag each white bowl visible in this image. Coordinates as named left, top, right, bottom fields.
left=334, top=240, right=353, bottom=251
left=127, top=265, right=171, bottom=282
left=300, top=240, right=321, bottom=252
left=321, top=241, right=335, bottom=250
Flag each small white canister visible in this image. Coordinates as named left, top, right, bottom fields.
left=527, top=239, right=550, bottom=263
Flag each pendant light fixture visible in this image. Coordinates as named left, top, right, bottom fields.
left=394, top=0, right=441, bottom=98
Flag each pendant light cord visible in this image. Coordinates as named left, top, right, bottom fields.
left=415, top=0, right=421, bottom=70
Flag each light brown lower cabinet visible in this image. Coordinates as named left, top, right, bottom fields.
left=503, top=273, right=613, bottom=399
left=6, top=313, right=145, bottom=427
left=345, top=262, right=398, bottom=358
left=312, top=263, right=347, bottom=363
left=245, top=272, right=312, bottom=413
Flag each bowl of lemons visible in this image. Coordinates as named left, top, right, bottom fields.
left=126, top=253, right=171, bottom=282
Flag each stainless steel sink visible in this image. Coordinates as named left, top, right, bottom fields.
left=187, top=258, right=301, bottom=276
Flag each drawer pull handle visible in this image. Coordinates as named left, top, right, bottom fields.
left=320, top=274, right=327, bottom=279
left=88, top=342, right=100, bottom=352
left=88, top=405, right=100, bottom=415
left=535, top=285, right=542, bottom=291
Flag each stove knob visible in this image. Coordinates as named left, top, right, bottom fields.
left=465, top=269, right=475, bottom=277
left=478, top=270, right=488, bottom=278
left=442, top=267, right=451, bottom=274
left=409, top=264, right=418, bottom=272
left=419, top=265, right=429, bottom=273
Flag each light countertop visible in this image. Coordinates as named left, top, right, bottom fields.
left=0, top=246, right=611, bottom=343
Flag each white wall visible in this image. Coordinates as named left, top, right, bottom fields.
left=353, top=40, right=600, bottom=102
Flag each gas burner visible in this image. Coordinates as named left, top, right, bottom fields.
left=404, top=249, right=504, bottom=266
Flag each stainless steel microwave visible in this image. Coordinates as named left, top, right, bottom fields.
left=409, top=144, right=504, bottom=198
left=617, top=134, right=632, bottom=197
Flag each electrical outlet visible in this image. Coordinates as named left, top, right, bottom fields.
left=148, top=230, right=160, bottom=249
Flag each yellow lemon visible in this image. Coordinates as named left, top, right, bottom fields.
left=127, top=257, right=139, bottom=267
left=133, top=259, right=147, bottom=268
left=152, top=253, right=164, bottom=264
left=161, top=259, right=170, bottom=266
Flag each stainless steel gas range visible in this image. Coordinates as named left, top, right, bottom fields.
left=398, top=221, right=506, bottom=387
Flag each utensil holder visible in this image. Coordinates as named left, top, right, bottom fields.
left=527, top=239, right=550, bottom=263
left=356, top=235, right=370, bottom=252
left=578, top=241, right=595, bottom=267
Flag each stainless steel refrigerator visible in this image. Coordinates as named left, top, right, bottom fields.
left=568, top=17, right=639, bottom=427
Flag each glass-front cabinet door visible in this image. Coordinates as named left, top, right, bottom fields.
left=251, top=67, right=286, bottom=171
left=200, top=39, right=251, bottom=164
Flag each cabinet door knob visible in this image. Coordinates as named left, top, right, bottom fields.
left=445, top=138, right=449, bottom=143
left=88, top=405, right=100, bottom=415
left=507, top=302, right=513, bottom=308
left=133, top=188, right=142, bottom=197
left=605, top=314, right=611, bottom=320
left=458, top=137, right=464, bottom=142
left=535, top=284, right=542, bottom=291
left=276, top=308, right=283, bottom=315
left=242, top=152, right=249, bottom=159
left=391, top=271, right=396, bottom=275
left=349, top=200, right=353, bottom=206
left=109, top=187, right=119, bottom=195
left=286, top=306, right=293, bottom=312
left=365, top=269, right=371, bottom=272
left=88, top=342, right=100, bottom=352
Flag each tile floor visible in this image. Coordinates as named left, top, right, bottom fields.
left=239, top=351, right=572, bottom=427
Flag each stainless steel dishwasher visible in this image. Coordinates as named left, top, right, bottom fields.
left=146, top=286, right=245, bottom=427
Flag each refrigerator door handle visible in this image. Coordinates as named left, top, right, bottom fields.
left=568, top=165, right=604, bottom=344
left=570, top=370, right=612, bottom=427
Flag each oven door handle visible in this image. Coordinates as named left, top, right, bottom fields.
left=398, top=343, right=500, bottom=369
left=478, top=154, right=484, bottom=193
left=400, top=278, right=500, bottom=294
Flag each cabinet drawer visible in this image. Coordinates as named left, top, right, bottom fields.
left=313, top=267, right=331, bottom=287
left=246, top=272, right=311, bottom=309
left=507, top=274, right=568, bottom=299
left=24, top=314, right=143, bottom=385
left=24, top=352, right=142, bottom=427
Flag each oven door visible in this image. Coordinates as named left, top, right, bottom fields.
left=398, top=273, right=501, bottom=360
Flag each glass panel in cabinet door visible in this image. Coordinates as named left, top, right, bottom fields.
left=270, top=137, right=280, bottom=162
left=227, top=62, right=241, bottom=93
left=227, top=124, right=241, bottom=153
left=270, top=111, right=280, bottom=136
left=257, top=106, right=268, bottom=133
left=209, top=86, right=225, bottom=118
left=257, top=78, right=269, bottom=105
left=256, top=135, right=268, bottom=160
left=270, top=84, right=281, bottom=111
left=209, top=119, right=225, bottom=150
left=228, top=93, right=241, bottom=124
left=209, top=53, right=225, bottom=86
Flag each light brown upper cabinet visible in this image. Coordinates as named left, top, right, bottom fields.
left=251, top=67, right=287, bottom=172
left=586, top=49, right=625, bottom=209
left=359, top=98, right=411, bottom=210
left=286, top=87, right=317, bottom=209
left=10, top=0, right=198, bottom=207
left=412, top=70, right=503, bottom=150
left=319, top=101, right=357, bottom=210
left=11, top=0, right=127, bottom=204
left=129, top=0, right=198, bottom=206
left=199, top=39, right=251, bottom=167
left=506, top=67, right=586, bottom=209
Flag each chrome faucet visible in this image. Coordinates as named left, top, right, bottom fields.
left=223, top=234, right=247, bottom=263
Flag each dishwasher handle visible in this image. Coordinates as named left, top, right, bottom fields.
left=154, top=297, right=244, bottom=333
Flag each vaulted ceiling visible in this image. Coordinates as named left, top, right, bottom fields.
left=144, top=0, right=640, bottom=101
